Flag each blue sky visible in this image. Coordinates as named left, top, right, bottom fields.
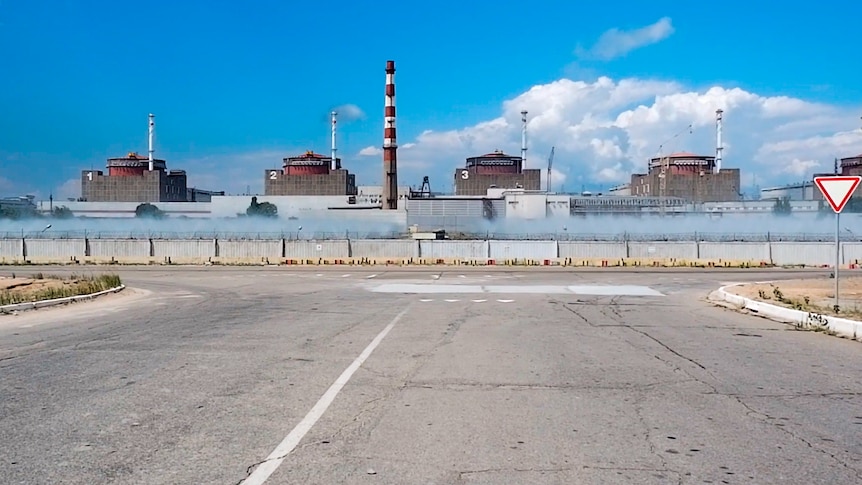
left=2, top=0, right=862, bottom=199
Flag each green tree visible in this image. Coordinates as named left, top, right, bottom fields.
left=135, top=203, right=166, bottom=219
left=51, top=206, right=74, bottom=219
left=772, top=197, right=792, bottom=216
left=246, top=196, right=278, bottom=218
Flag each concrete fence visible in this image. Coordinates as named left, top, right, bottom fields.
left=0, top=238, right=859, bottom=267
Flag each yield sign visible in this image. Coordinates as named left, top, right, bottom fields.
left=814, top=176, right=862, bottom=213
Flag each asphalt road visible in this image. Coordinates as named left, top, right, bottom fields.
left=0, top=267, right=860, bottom=484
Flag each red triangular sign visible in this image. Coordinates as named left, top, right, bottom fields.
left=814, top=176, right=861, bottom=213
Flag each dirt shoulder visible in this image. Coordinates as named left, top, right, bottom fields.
left=0, top=273, right=122, bottom=307
left=725, top=276, right=862, bottom=319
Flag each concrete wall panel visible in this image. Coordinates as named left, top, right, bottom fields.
left=284, top=240, right=349, bottom=259
left=218, top=240, right=283, bottom=260
left=0, top=238, right=23, bottom=260
left=350, top=240, right=418, bottom=259
left=488, top=240, right=557, bottom=260
left=558, top=241, right=626, bottom=260
left=419, top=240, right=488, bottom=259
left=627, top=242, right=698, bottom=259
left=89, top=239, right=151, bottom=260
left=152, top=239, right=216, bottom=261
left=699, top=242, right=769, bottom=261
left=770, top=242, right=832, bottom=266
left=25, top=239, right=86, bottom=260
left=842, top=243, right=862, bottom=264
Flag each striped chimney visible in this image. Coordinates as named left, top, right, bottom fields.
left=383, top=60, right=398, bottom=210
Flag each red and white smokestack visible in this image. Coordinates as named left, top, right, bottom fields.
left=148, top=113, right=155, bottom=171
left=383, top=60, right=398, bottom=210
left=331, top=110, right=337, bottom=170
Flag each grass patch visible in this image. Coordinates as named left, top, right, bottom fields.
left=0, top=273, right=122, bottom=306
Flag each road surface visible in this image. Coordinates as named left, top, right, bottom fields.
left=0, top=267, right=860, bottom=484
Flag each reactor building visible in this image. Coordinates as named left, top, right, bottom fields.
left=453, top=111, right=542, bottom=196
left=81, top=114, right=201, bottom=203
left=630, top=110, right=741, bottom=203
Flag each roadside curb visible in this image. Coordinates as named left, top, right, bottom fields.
left=709, top=283, right=862, bottom=341
left=0, top=285, right=126, bottom=314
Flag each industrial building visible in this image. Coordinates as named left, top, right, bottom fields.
left=760, top=182, right=816, bottom=201
left=80, top=114, right=220, bottom=203
left=630, top=110, right=741, bottom=203
left=265, top=110, right=359, bottom=197
left=453, top=111, right=542, bottom=196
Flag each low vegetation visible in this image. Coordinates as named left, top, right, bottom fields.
left=0, top=273, right=122, bottom=306
left=754, top=284, right=861, bottom=320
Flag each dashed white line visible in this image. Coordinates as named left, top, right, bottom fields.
left=497, top=299, right=515, bottom=303
left=240, top=306, right=411, bottom=485
left=444, top=299, right=460, bottom=302
left=471, top=299, right=487, bottom=303
left=420, top=298, right=434, bottom=302
left=366, top=274, right=378, bottom=279
left=315, top=274, right=323, bottom=277
left=341, top=274, right=351, bottom=278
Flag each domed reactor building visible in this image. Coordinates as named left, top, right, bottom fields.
left=453, top=111, right=542, bottom=196
left=81, top=115, right=197, bottom=202
left=265, top=112, right=358, bottom=196
left=630, top=110, right=742, bottom=203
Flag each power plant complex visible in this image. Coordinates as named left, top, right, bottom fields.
left=8, top=60, right=854, bottom=228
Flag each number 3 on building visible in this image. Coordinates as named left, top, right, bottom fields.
left=460, top=170, right=469, bottom=180
left=269, top=170, right=278, bottom=180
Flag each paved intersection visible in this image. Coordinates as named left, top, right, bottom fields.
left=0, top=267, right=859, bottom=484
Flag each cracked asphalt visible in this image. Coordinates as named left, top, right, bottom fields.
left=0, top=266, right=860, bottom=484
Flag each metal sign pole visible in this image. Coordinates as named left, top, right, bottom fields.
left=835, top=210, right=840, bottom=311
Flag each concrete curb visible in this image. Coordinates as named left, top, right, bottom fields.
left=709, top=283, right=862, bottom=341
left=0, top=285, right=126, bottom=314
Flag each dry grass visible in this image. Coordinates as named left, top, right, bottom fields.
left=727, top=276, right=862, bottom=318
left=0, top=273, right=122, bottom=306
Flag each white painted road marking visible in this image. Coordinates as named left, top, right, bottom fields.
left=315, top=274, right=323, bottom=277
left=370, top=284, right=664, bottom=296
left=341, top=274, right=351, bottom=278
left=420, top=298, right=434, bottom=302
left=444, top=299, right=460, bottom=302
left=471, top=299, right=487, bottom=302
left=366, top=274, right=378, bottom=279
left=240, top=306, right=411, bottom=485
left=497, top=299, right=515, bottom=303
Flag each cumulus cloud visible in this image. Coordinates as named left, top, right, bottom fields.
left=358, top=146, right=382, bottom=157
left=55, top=178, right=81, bottom=201
left=576, top=17, right=675, bottom=61
left=332, top=104, right=365, bottom=122
left=393, top=76, right=862, bottom=190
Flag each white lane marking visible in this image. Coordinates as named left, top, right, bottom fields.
left=419, top=299, right=434, bottom=302
left=497, top=299, right=515, bottom=303
left=471, top=299, right=487, bottom=303
left=366, top=274, right=378, bottom=279
left=444, top=299, right=460, bottom=302
left=431, top=274, right=440, bottom=280
left=241, top=307, right=411, bottom=485
left=177, top=295, right=203, bottom=299
left=315, top=274, right=323, bottom=277
left=458, top=275, right=466, bottom=278
left=341, top=274, right=351, bottom=278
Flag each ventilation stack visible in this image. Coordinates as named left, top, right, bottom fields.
left=715, top=109, right=723, bottom=174
left=148, top=113, right=155, bottom=171
left=521, top=110, right=528, bottom=169
left=382, top=60, right=398, bottom=210
left=331, top=111, right=338, bottom=170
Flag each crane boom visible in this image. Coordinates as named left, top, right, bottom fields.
left=546, top=146, right=555, bottom=192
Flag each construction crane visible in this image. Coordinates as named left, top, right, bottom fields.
left=546, top=146, right=555, bottom=193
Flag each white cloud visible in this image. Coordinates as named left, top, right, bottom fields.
left=358, top=146, right=382, bottom=157
left=55, top=178, right=81, bottom=201
left=576, top=17, right=675, bottom=61
left=333, top=104, right=365, bottom=122
left=781, top=159, right=821, bottom=177
left=393, top=76, right=862, bottom=189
